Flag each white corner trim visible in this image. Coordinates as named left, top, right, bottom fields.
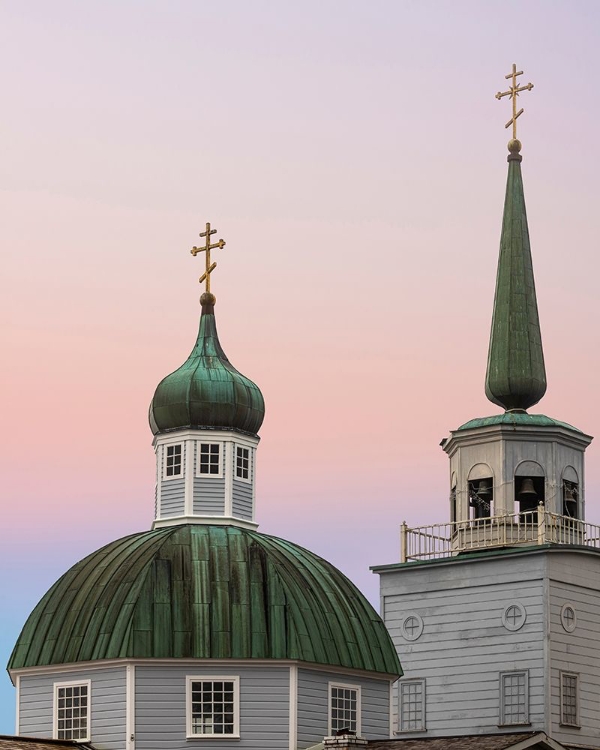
left=126, top=664, right=135, bottom=750
left=15, top=674, right=20, bottom=735
left=224, top=441, right=233, bottom=517
left=251, top=447, right=256, bottom=522
left=289, top=664, right=298, bottom=750
left=53, top=678, right=91, bottom=742
left=184, top=440, right=194, bottom=516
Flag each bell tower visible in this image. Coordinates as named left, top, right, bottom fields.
left=377, top=67, right=600, bottom=748
left=441, top=133, right=592, bottom=539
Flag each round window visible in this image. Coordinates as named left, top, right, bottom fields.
left=502, top=603, right=527, bottom=631
left=561, top=604, right=577, bottom=633
left=402, top=613, right=424, bottom=641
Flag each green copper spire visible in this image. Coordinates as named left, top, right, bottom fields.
left=485, top=139, right=546, bottom=412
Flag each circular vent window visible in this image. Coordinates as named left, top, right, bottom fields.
left=561, top=604, right=577, bottom=633
left=502, top=603, right=527, bottom=631
left=402, top=614, right=424, bottom=641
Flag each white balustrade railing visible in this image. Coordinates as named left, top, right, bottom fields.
left=400, top=504, right=600, bottom=562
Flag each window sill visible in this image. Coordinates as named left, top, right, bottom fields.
left=498, top=722, right=531, bottom=728
left=186, top=736, right=240, bottom=741
left=559, top=723, right=581, bottom=729
left=395, top=729, right=426, bottom=734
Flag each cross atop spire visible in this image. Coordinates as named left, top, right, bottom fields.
left=495, top=64, right=534, bottom=141
left=191, top=222, right=226, bottom=293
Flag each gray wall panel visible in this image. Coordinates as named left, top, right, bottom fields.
left=380, top=554, right=546, bottom=737
left=19, top=667, right=126, bottom=749
left=135, top=664, right=289, bottom=750
left=297, top=668, right=390, bottom=748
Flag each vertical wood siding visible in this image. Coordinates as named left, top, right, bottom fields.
left=135, top=664, right=289, bottom=749
left=296, top=668, right=390, bottom=747
left=18, top=667, right=126, bottom=749
left=380, top=554, right=546, bottom=737
left=193, top=478, right=226, bottom=515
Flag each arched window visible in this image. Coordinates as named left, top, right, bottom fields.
left=514, top=461, right=545, bottom=518
left=562, top=467, right=579, bottom=518
left=467, top=464, right=494, bottom=520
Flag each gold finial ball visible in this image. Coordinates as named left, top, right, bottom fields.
left=508, top=138, right=522, bottom=154
left=200, top=292, right=216, bottom=306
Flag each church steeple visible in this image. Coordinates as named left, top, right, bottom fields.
left=485, top=137, right=546, bottom=412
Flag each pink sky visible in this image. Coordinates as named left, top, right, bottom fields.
left=2, top=0, right=600, bottom=732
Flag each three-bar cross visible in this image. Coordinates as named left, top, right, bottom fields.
left=191, top=222, right=226, bottom=293
left=495, top=63, right=534, bottom=140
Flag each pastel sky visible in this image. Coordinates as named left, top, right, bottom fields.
left=2, top=0, right=600, bottom=733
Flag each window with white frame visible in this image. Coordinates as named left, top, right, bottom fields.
left=329, top=683, right=361, bottom=735
left=560, top=672, right=579, bottom=727
left=198, top=443, right=221, bottom=476
left=187, top=676, right=239, bottom=737
left=54, top=681, right=90, bottom=741
left=500, top=671, right=529, bottom=725
left=164, top=444, right=182, bottom=478
left=399, top=679, right=425, bottom=732
left=235, top=446, right=250, bottom=481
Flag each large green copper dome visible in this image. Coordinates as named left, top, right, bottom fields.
left=9, top=525, right=401, bottom=676
left=149, top=293, right=265, bottom=436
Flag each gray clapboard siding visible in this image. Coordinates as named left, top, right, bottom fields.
left=232, top=480, right=253, bottom=520
left=135, top=664, right=289, bottom=750
left=193, top=478, right=225, bottom=515
left=296, top=668, right=390, bottom=748
left=160, top=479, right=185, bottom=517
left=19, top=667, right=126, bottom=749
left=546, top=551, right=600, bottom=748
left=379, top=553, right=546, bottom=737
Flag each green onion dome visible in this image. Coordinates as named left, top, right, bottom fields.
left=9, top=525, right=401, bottom=677
left=149, top=292, right=265, bottom=436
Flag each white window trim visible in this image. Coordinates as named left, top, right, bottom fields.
left=398, top=678, right=426, bottom=733
left=328, top=681, right=361, bottom=737
left=186, top=675, right=240, bottom=739
left=53, top=679, right=91, bottom=742
left=196, top=441, right=224, bottom=479
left=499, top=670, right=530, bottom=726
left=560, top=671, right=580, bottom=728
left=162, top=443, right=184, bottom=481
left=234, top=445, right=252, bottom=484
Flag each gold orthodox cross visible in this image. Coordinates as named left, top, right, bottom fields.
left=191, top=222, right=226, bottom=292
left=495, top=64, right=534, bottom=139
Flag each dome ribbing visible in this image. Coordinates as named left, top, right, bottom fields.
left=9, top=525, right=401, bottom=677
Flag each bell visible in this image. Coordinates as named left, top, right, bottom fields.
left=476, top=479, right=492, bottom=498
left=564, top=485, right=576, bottom=502
left=518, top=478, right=537, bottom=499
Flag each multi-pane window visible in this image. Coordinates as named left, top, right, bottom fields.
left=165, top=444, right=182, bottom=477
left=187, top=677, right=239, bottom=737
left=399, top=679, right=425, bottom=732
left=199, top=443, right=220, bottom=475
left=329, top=684, right=360, bottom=735
left=54, top=682, right=90, bottom=741
left=236, top=446, right=250, bottom=481
left=500, top=671, right=529, bottom=725
left=560, top=672, right=579, bottom=726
